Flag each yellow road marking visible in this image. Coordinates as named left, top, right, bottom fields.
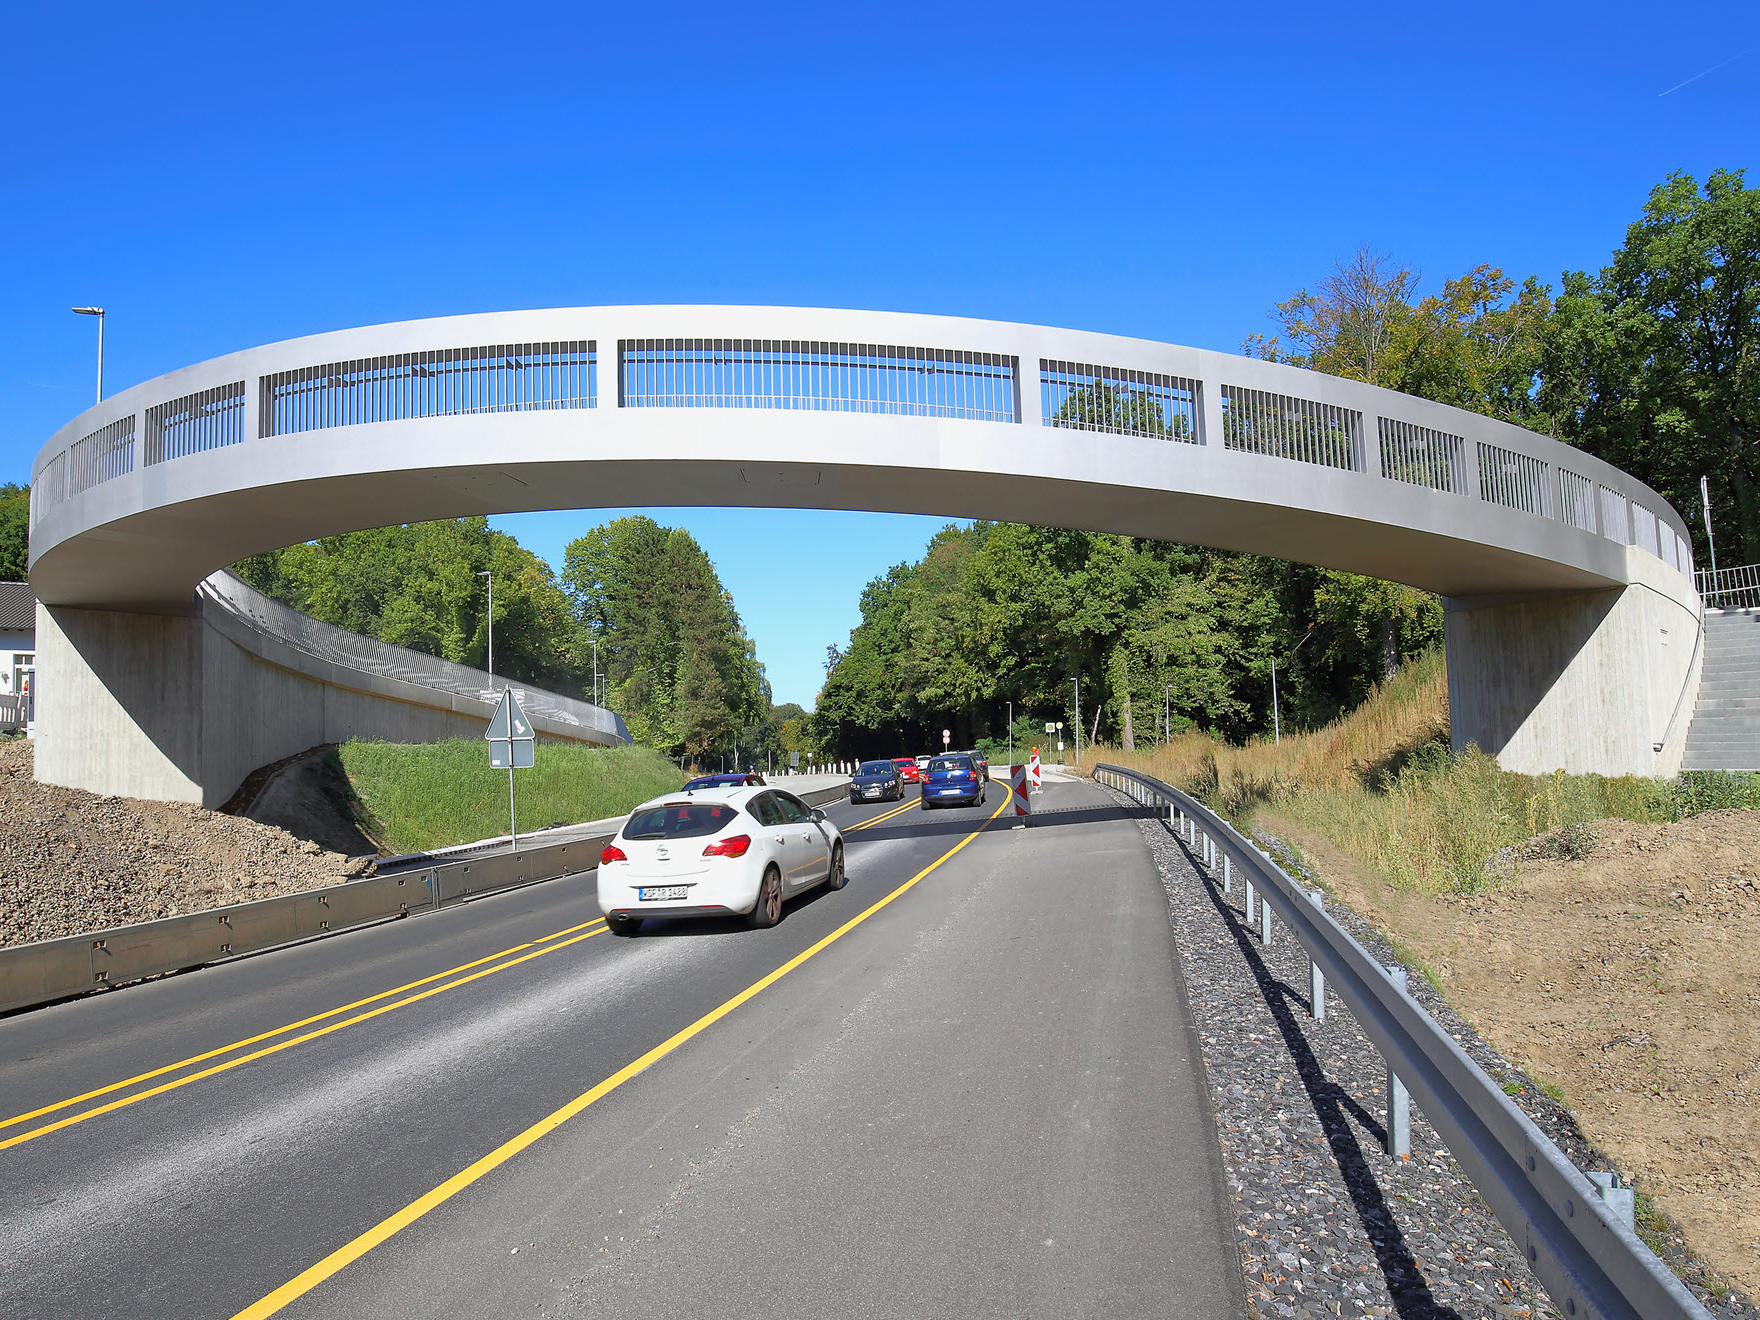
left=1, top=917, right=607, bottom=1135
left=230, top=792, right=1012, bottom=1320
left=0, top=921, right=610, bottom=1154
left=843, top=796, right=920, bottom=831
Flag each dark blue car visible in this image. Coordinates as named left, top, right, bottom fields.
left=849, top=760, right=904, bottom=804
left=919, top=753, right=985, bottom=809
left=683, top=773, right=765, bottom=790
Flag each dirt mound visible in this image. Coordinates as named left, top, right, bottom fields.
left=0, top=741, right=368, bottom=950
left=1272, top=808, right=1760, bottom=1302
left=230, top=745, right=382, bottom=858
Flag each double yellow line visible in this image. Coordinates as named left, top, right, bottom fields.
left=4, top=797, right=913, bottom=1155
left=3, top=796, right=917, bottom=1155
left=0, top=917, right=610, bottom=1154
left=842, top=795, right=920, bottom=832
left=232, top=791, right=1012, bottom=1319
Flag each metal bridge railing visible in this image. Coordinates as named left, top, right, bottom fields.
left=1697, top=562, right=1760, bottom=610
left=1093, top=762, right=1712, bottom=1320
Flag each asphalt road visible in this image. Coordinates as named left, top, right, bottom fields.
left=0, top=776, right=1243, bottom=1320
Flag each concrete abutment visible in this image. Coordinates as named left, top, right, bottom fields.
left=1445, top=549, right=1702, bottom=779
left=35, top=574, right=627, bottom=809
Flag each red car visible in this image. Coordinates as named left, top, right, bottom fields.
left=891, top=756, right=921, bottom=784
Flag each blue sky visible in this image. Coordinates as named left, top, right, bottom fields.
left=3, top=2, right=1754, bottom=707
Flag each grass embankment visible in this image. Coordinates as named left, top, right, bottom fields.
left=338, top=739, right=682, bottom=854
left=1084, top=649, right=1717, bottom=894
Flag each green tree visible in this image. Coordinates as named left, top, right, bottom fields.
left=235, top=518, right=587, bottom=697
left=0, top=484, right=30, bottom=581
left=1540, top=169, right=1760, bottom=564
left=562, top=516, right=768, bottom=760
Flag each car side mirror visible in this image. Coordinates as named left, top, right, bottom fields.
left=811, top=808, right=825, bottom=823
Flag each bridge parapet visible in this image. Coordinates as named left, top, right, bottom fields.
left=27, top=307, right=1702, bottom=795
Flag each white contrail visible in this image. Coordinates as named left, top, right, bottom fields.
left=1659, top=47, right=1752, bottom=96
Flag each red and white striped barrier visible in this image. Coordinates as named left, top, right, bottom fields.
left=1029, top=748, right=1042, bottom=791
left=1010, top=763, right=1031, bottom=825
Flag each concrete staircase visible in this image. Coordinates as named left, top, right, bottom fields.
left=1682, top=608, right=1760, bottom=771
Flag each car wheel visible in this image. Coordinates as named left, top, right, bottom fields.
left=749, top=866, right=783, bottom=928
left=608, top=915, right=641, bottom=937
left=825, top=843, right=846, bottom=890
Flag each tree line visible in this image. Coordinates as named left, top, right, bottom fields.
left=808, top=522, right=1438, bottom=760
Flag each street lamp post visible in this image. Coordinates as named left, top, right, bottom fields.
left=71, top=307, right=105, bottom=403
left=1271, top=624, right=1320, bottom=745
left=1164, top=684, right=1172, bottom=745
left=1006, top=700, right=1013, bottom=770
left=476, top=570, right=493, bottom=685
left=1071, top=677, right=1081, bottom=767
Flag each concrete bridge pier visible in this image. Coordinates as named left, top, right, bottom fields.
left=34, top=573, right=628, bottom=809
left=1445, top=550, right=1703, bottom=779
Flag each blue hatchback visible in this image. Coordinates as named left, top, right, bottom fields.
left=919, top=753, right=985, bottom=809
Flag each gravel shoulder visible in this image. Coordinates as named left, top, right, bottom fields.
left=1097, top=781, right=1755, bottom=1320
left=0, top=741, right=366, bottom=950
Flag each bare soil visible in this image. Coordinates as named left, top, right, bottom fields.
left=0, top=741, right=368, bottom=950
left=1265, top=808, right=1760, bottom=1302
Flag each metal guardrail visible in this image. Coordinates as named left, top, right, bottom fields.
left=1092, top=763, right=1712, bottom=1320
left=0, top=782, right=851, bottom=1017
left=1697, top=562, right=1760, bottom=610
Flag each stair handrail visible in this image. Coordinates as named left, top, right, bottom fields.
left=1654, top=609, right=1705, bottom=755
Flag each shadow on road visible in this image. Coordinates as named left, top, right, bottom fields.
left=1158, top=816, right=1463, bottom=1320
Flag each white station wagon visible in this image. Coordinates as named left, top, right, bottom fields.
left=598, top=786, right=845, bottom=934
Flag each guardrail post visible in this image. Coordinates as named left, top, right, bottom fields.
left=1587, top=1171, right=1636, bottom=1228
left=1258, top=883, right=1272, bottom=945
left=1243, top=874, right=1255, bottom=923
left=1385, top=965, right=1412, bottom=1158
left=1306, top=888, right=1326, bottom=1020
left=1221, top=853, right=1232, bottom=896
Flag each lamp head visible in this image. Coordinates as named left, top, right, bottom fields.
left=71, top=306, right=104, bottom=316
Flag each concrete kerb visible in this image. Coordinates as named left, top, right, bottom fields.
left=0, top=779, right=852, bottom=1017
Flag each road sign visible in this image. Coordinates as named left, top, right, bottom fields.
left=486, top=689, right=535, bottom=769
left=942, top=728, right=950, bottom=747
left=1009, top=763, right=1031, bottom=826
left=486, top=689, right=535, bottom=848
left=1044, top=721, right=1056, bottom=733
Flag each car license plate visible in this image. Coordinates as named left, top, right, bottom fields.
left=938, top=788, right=963, bottom=796
left=865, top=787, right=881, bottom=796
left=638, top=885, right=688, bottom=902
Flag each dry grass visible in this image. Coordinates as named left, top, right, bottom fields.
left=1082, top=650, right=1671, bottom=894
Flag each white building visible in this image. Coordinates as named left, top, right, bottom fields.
left=0, top=582, right=36, bottom=726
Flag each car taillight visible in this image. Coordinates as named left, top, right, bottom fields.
left=601, top=844, right=627, bottom=864
left=702, top=834, right=752, bottom=858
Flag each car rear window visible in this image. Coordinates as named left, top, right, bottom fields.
left=625, top=802, right=743, bottom=839
left=928, top=756, right=971, bottom=773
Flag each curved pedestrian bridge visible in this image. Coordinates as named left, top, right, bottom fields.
left=28, top=307, right=1702, bottom=802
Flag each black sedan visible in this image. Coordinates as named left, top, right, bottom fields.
left=849, top=760, right=905, bottom=803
